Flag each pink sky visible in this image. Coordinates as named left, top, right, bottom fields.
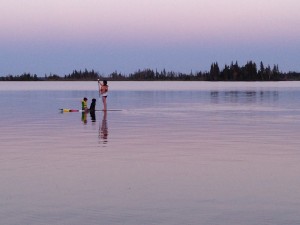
left=1, top=0, right=300, bottom=75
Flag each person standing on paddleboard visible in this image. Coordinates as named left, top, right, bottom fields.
left=98, top=80, right=108, bottom=111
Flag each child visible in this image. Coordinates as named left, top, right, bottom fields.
left=81, top=97, right=88, bottom=111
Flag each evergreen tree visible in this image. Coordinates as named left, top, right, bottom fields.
left=259, top=61, right=265, bottom=80
left=210, top=62, right=220, bottom=81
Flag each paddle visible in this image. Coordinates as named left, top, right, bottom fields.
left=97, top=79, right=100, bottom=98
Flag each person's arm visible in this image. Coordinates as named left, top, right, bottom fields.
left=98, top=80, right=103, bottom=94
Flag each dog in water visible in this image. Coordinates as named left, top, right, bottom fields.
left=89, top=98, right=96, bottom=111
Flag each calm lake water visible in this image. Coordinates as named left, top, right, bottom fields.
left=1, top=81, right=300, bottom=225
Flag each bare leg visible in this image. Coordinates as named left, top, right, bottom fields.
left=102, top=96, right=107, bottom=111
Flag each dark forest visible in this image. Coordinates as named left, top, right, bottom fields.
left=1, top=61, right=300, bottom=81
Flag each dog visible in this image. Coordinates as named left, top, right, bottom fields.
left=89, top=98, right=96, bottom=111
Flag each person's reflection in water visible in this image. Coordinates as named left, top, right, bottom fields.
left=81, top=112, right=87, bottom=124
left=90, top=110, right=96, bottom=122
left=90, top=107, right=96, bottom=122
left=99, top=111, right=108, bottom=145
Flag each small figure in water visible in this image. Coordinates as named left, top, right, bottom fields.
left=89, top=98, right=97, bottom=122
left=98, top=80, right=108, bottom=111
left=81, top=97, right=88, bottom=111
left=89, top=98, right=96, bottom=111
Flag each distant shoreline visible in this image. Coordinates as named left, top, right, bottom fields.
left=1, top=79, right=300, bottom=82
left=1, top=61, right=300, bottom=81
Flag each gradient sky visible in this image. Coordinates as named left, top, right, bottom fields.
left=1, top=0, right=300, bottom=76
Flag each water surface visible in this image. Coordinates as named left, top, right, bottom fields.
left=1, top=81, right=300, bottom=225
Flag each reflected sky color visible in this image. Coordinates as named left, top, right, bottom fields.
left=1, top=0, right=300, bottom=75
left=1, top=82, right=300, bottom=224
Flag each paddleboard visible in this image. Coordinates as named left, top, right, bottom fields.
left=60, top=109, right=122, bottom=112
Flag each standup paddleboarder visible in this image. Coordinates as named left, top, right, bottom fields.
left=98, top=80, right=108, bottom=111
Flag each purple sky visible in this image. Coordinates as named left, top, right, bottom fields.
left=1, top=0, right=300, bottom=76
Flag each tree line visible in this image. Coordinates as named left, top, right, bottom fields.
left=1, top=61, right=300, bottom=81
